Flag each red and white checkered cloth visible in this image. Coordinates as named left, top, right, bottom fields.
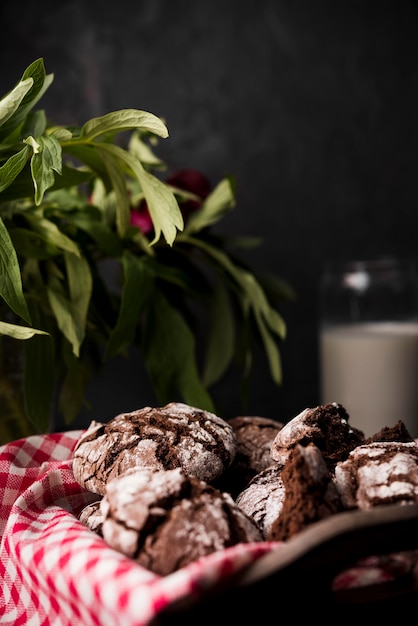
left=0, top=431, right=413, bottom=625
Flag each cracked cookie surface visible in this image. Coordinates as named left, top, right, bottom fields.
left=72, top=402, right=237, bottom=495
left=100, top=467, right=262, bottom=575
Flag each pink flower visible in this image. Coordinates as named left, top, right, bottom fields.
left=130, top=202, right=154, bottom=234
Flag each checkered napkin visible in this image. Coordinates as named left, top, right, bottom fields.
left=0, top=431, right=409, bottom=625
left=0, top=431, right=277, bottom=625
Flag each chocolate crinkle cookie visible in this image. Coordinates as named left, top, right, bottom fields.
left=73, top=401, right=418, bottom=577
left=270, top=402, right=365, bottom=467
left=99, top=467, right=262, bottom=576
left=236, top=443, right=343, bottom=542
left=78, top=501, right=104, bottom=536
left=268, top=443, right=343, bottom=542
left=227, top=415, right=283, bottom=474
left=214, top=415, right=283, bottom=497
left=72, top=402, right=237, bottom=495
left=334, top=441, right=418, bottom=510
left=235, top=464, right=286, bottom=539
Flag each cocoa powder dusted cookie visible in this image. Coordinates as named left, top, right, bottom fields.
left=99, top=467, right=262, bottom=575
left=236, top=442, right=343, bottom=541
left=268, top=443, right=343, bottom=542
left=334, top=441, right=418, bottom=510
left=215, top=415, right=283, bottom=497
left=78, top=501, right=104, bottom=536
left=270, top=402, right=365, bottom=467
left=235, top=465, right=286, bottom=539
left=228, top=415, right=283, bottom=473
left=73, top=402, right=237, bottom=495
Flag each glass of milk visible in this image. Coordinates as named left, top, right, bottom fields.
left=319, top=257, right=418, bottom=438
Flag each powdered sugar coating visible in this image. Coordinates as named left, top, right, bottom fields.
left=73, top=402, right=237, bottom=494
left=78, top=500, right=104, bottom=535
left=334, top=441, right=418, bottom=509
left=100, top=467, right=262, bottom=575
left=272, top=408, right=313, bottom=449
left=235, top=465, right=286, bottom=539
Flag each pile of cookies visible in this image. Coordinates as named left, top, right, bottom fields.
left=73, top=401, right=418, bottom=575
left=73, top=402, right=264, bottom=575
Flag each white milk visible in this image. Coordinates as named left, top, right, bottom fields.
left=319, top=321, right=418, bottom=438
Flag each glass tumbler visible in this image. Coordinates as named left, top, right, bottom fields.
left=319, top=257, right=418, bottom=438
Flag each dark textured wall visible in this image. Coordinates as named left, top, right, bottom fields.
left=1, top=0, right=418, bottom=427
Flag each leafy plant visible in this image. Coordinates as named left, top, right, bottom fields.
left=0, top=58, right=294, bottom=443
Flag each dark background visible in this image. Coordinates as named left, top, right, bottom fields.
left=1, top=0, right=418, bottom=428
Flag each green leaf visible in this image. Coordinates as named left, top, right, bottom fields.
left=97, top=143, right=183, bottom=243
left=128, top=130, right=166, bottom=168
left=105, top=252, right=154, bottom=360
left=241, top=272, right=287, bottom=338
left=0, top=144, right=31, bottom=192
left=0, top=77, right=33, bottom=127
left=81, top=109, right=169, bottom=141
left=60, top=143, right=112, bottom=188
left=24, top=213, right=81, bottom=257
left=183, top=236, right=286, bottom=335
left=50, top=127, right=73, bottom=142
left=233, top=271, right=285, bottom=384
left=65, top=251, right=92, bottom=336
left=9, top=226, right=62, bottom=260
left=202, top=281, right=235, bottom=386
left=0, top=59, right=54, bottom=142
left=0, top=217, right=31, bottom=323
left=47, top=284, right=81, bottom=356
left=22, top=109, right=47, bottom=139
left=253, top=304, right=283, bottom=383
left=0, top=163, right=92, bottom=202
left=96, top=147, right=131, bottom=235
left=180, top=235, right=286, bottom=384
left=142, top=291, right=214, bottom=411
left=71, top=214, right=124, bottom=257
left=20, top=58, right=48, bottom=103
left=50, top=164, right=93, bottom=190
left=0, top=320, right=48, bottom=339
left=46, top=254, right=91, bottom=358
left=140, top=167, right=184, bottom=245
left=29, top=134, right=63, bottom=204
left=183, top=177, right=236, bottom=235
